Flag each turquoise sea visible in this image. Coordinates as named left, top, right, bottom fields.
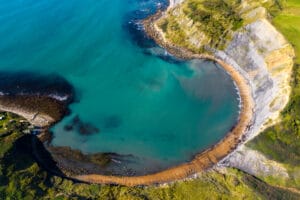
left=0, top=0, right=240, bottom=175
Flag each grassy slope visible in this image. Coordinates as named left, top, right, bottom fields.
left=248, top=0, right=300, bottom=188
left=1, top=112, right=299, bottom=199
left=157, top=0, right=243, bottom=52
left=156, top=0, right=285, bottom=53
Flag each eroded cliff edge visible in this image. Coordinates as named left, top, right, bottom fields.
left=148, top=0, right=294, bottom=179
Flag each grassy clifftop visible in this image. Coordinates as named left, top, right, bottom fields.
left=157, top=0, right=242, bottom=51
left=156, top=0, right=284, bottom=52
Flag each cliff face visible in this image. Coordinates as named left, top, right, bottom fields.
left=217, top=18, right=294, bottom=141
left=155, top=0, right=294, bottom=177
left=216, top=12, right=294, bottom=176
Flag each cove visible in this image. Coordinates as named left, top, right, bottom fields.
left=0, top=0, right=240, bottom=176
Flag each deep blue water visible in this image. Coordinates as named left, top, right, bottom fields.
left=0, top=0, right=240, bottom=175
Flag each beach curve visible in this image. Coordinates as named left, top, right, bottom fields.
left=73, top=3, right=254, bottom=184
left=74, top=54, right=254, bottom=185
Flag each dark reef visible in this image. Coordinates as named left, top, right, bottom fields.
left=64, top=115, right=100, bottom=135
left=46, top=145, right=138, bottom=177
left=104, top=115, right=122, bottom=129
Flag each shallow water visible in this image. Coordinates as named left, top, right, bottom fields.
left=0, top=0, right=240, bottom=175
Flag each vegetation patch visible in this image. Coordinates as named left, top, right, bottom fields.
left=157, top=0, right=244, bottom=52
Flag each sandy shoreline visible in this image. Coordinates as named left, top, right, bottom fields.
left=73, top=4, right=254, bottom=186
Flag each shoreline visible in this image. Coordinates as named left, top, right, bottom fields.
left=73, top=3, right=254, bottom=186
left=75, top=60, right=253, bottom=186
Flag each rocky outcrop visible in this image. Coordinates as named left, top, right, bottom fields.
left=0, top=96, right=68, bottom=127
left=221, top=146, right=289, bottom=179
left=218, top=19, right=294, bottom=174
left=0, top=72, right=74, bottom=127
left=216, top=18, right=293, bottom=141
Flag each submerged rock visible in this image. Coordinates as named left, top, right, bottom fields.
left=46, top=146, right=139, bottom=176
left=104, top=115, right=122, bottom=129
left=63, top=125, right=73, bottom=131
left=78, top=124, right=99, bottom=135
left=64, top=115, right=100, bottom=135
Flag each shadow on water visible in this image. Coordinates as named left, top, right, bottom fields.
left=0, top=71, right=76, bottom=104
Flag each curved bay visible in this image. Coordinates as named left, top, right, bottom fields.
left=0, top=0, right=240, bottom=176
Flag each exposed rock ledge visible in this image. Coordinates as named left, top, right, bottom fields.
left=0, top=95, right=67, bottom=127
left=223, top=146, right=289, bottom=179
